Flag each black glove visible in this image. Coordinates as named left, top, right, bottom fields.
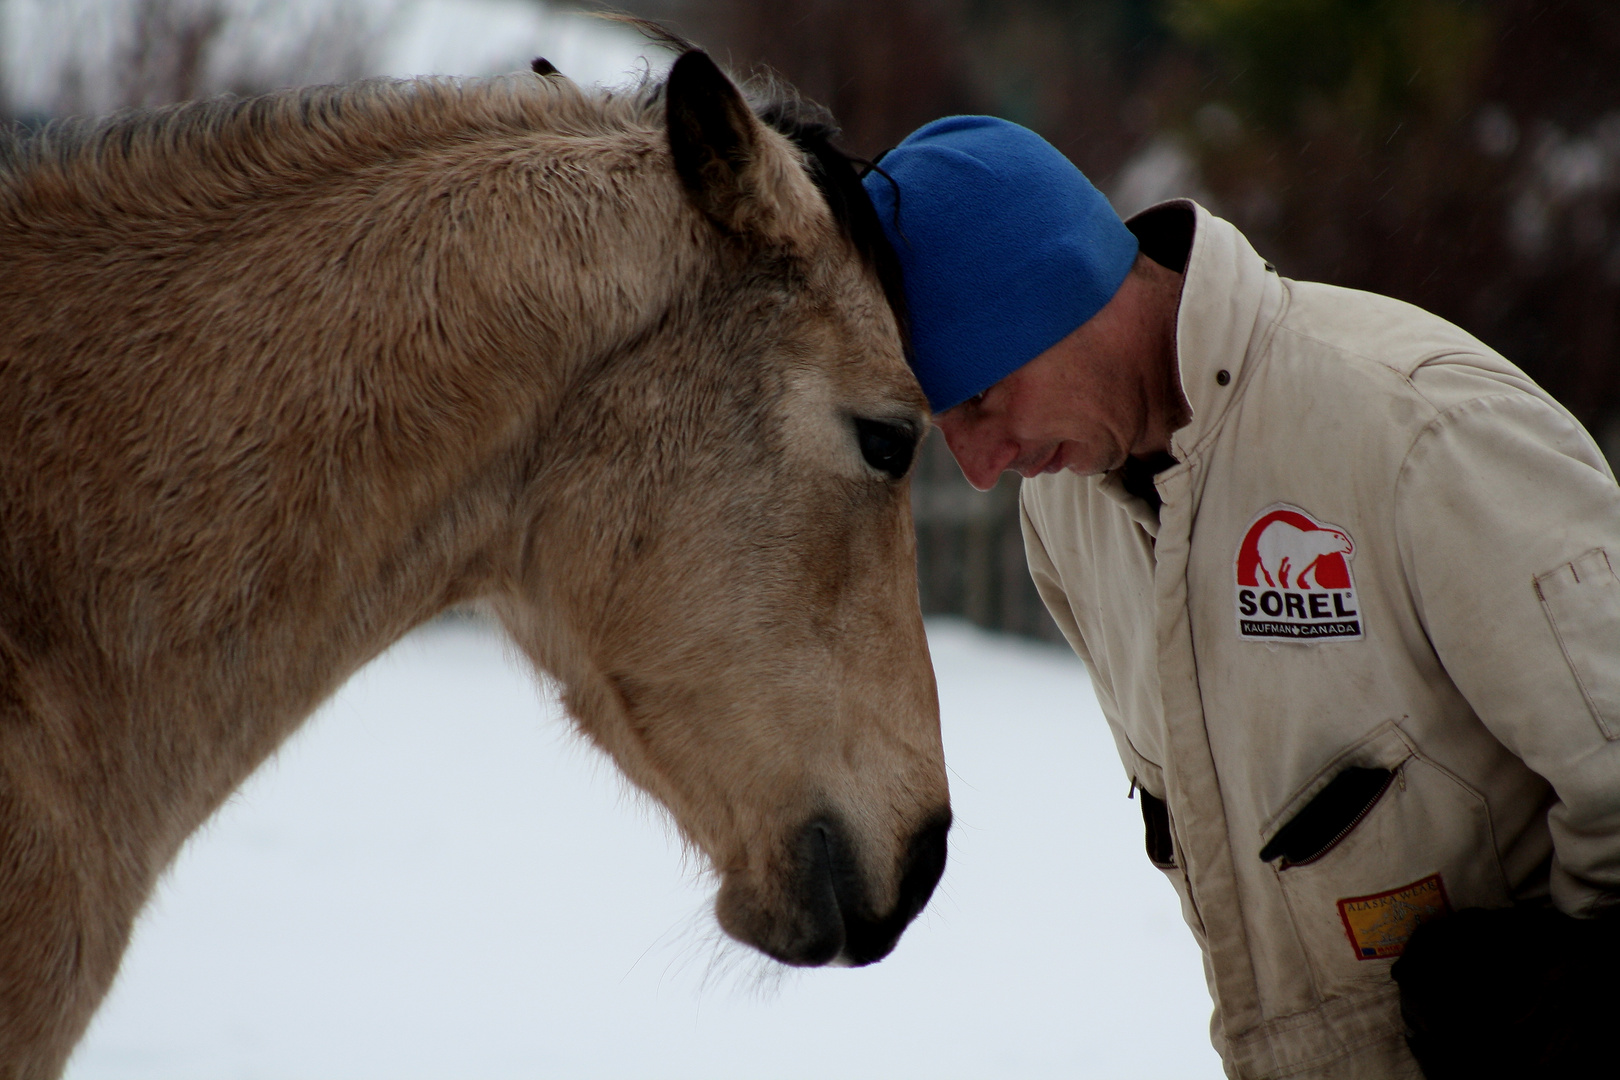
left=1391, top=904, right=1620, bottom=1079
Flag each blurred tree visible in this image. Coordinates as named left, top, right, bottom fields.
left=4, top=0, right=386, bottom=119
left=0, top=1, right=10, bottom=122
left=1165, top=0, right=1488, bottom=134
left=119, top=0, right=228, bottom=108
left=1158, top=0, right=1620, bottom=444
left=956, top=0, right=1172, bottom=186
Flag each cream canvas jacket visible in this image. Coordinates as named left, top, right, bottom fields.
left=1020, top=200, right=1620, bottom=1079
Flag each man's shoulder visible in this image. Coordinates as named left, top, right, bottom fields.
left=1268, top=280, right=1550, bottom=420
left=1276, top=281, right=1494, bottom=378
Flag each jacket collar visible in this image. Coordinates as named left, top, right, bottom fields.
left=1125, top=199, right=1286, bottom=466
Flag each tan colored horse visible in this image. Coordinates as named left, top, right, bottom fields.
left=0, top=45, right=948, bottom=1077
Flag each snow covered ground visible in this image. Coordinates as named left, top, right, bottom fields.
left=65, top=618, right=1223, bottom=1080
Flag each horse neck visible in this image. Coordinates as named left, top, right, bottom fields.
left=0, top=107, right=692, bottom=838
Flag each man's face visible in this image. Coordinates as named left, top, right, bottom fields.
left=934, top=276, right=1165, bottom=490
left=932, top=329, right=1138, bottom=491
left=932, top=257, right=1185, bottom=492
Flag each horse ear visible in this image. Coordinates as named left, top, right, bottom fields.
left=665, top=50, right=767, bottom=235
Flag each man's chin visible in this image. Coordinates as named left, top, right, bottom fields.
left=1013, top=443, right=1120, bottom=480
left=1051, top=444, right=1123, bottom=478
left=1014, top=446, right=1063, bottom=479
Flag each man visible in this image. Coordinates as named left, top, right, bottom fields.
left=862, top=115, right=1620, bottom=1078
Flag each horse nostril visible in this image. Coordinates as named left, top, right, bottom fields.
left=757, top=809, right=951, bottom=969
left=894, top=809, right=951, bottom=925
left=786, top=817, right=849, bottom=967
left=839, top=807, right=951, bottom=967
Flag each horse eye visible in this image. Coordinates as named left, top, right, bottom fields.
left=853, top=418, right=917, bottom=480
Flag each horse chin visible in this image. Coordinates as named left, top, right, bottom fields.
left=714, top=809, right=950, bottom=968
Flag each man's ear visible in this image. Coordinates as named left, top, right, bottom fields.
left=665, top=50, right=768, bottom=235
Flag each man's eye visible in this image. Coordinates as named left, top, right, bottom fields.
left=854, top=418, right=918, bottom=479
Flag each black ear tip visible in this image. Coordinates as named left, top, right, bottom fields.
left=531, top=57, right=558, bottom=76
left=668, top=48, right=721, bottom=86
left=665, top=50, right=743, bottom=123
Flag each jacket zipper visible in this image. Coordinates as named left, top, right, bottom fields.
left=1278, top=767, right=1398, bottom=870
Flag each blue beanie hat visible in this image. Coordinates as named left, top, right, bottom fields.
left=862, top=116, right=1139, bottom=413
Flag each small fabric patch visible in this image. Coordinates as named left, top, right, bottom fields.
left=1234, top=503, right=1363, bottom=643
left=1337, top=873, right=1451, bottom=960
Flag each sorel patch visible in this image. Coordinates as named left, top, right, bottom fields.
left=1235, top=504, right=1363, bottom=643
left=1337, top=873, right=1451, bottom=960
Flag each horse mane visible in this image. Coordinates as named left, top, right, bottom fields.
left=0, top=74, right=663, bottom=210
left=746, top=81, right=911, bottom=351
left=0, top=57, right=909, bottom=347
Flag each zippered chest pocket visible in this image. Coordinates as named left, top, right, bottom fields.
left=1261, top=722, right=1510, bottom=1002
left=1259, top=766, right=1395, bottom=868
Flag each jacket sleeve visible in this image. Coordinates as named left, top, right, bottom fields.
left=1394, top=383, right=1620, bottom=914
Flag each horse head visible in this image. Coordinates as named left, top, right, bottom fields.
left=492, top=50, right=949, bottom=968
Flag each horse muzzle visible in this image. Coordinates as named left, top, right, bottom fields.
left=716, top=809, right=951, bottom=967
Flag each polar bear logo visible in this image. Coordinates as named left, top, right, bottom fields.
left=1256, top=520, right=1353, bottom=589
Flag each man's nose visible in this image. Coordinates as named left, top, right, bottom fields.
left=936, top=420, right=1012, bottom=492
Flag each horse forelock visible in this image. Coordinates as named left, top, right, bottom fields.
left=745, top=82, right=911, bottom=360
